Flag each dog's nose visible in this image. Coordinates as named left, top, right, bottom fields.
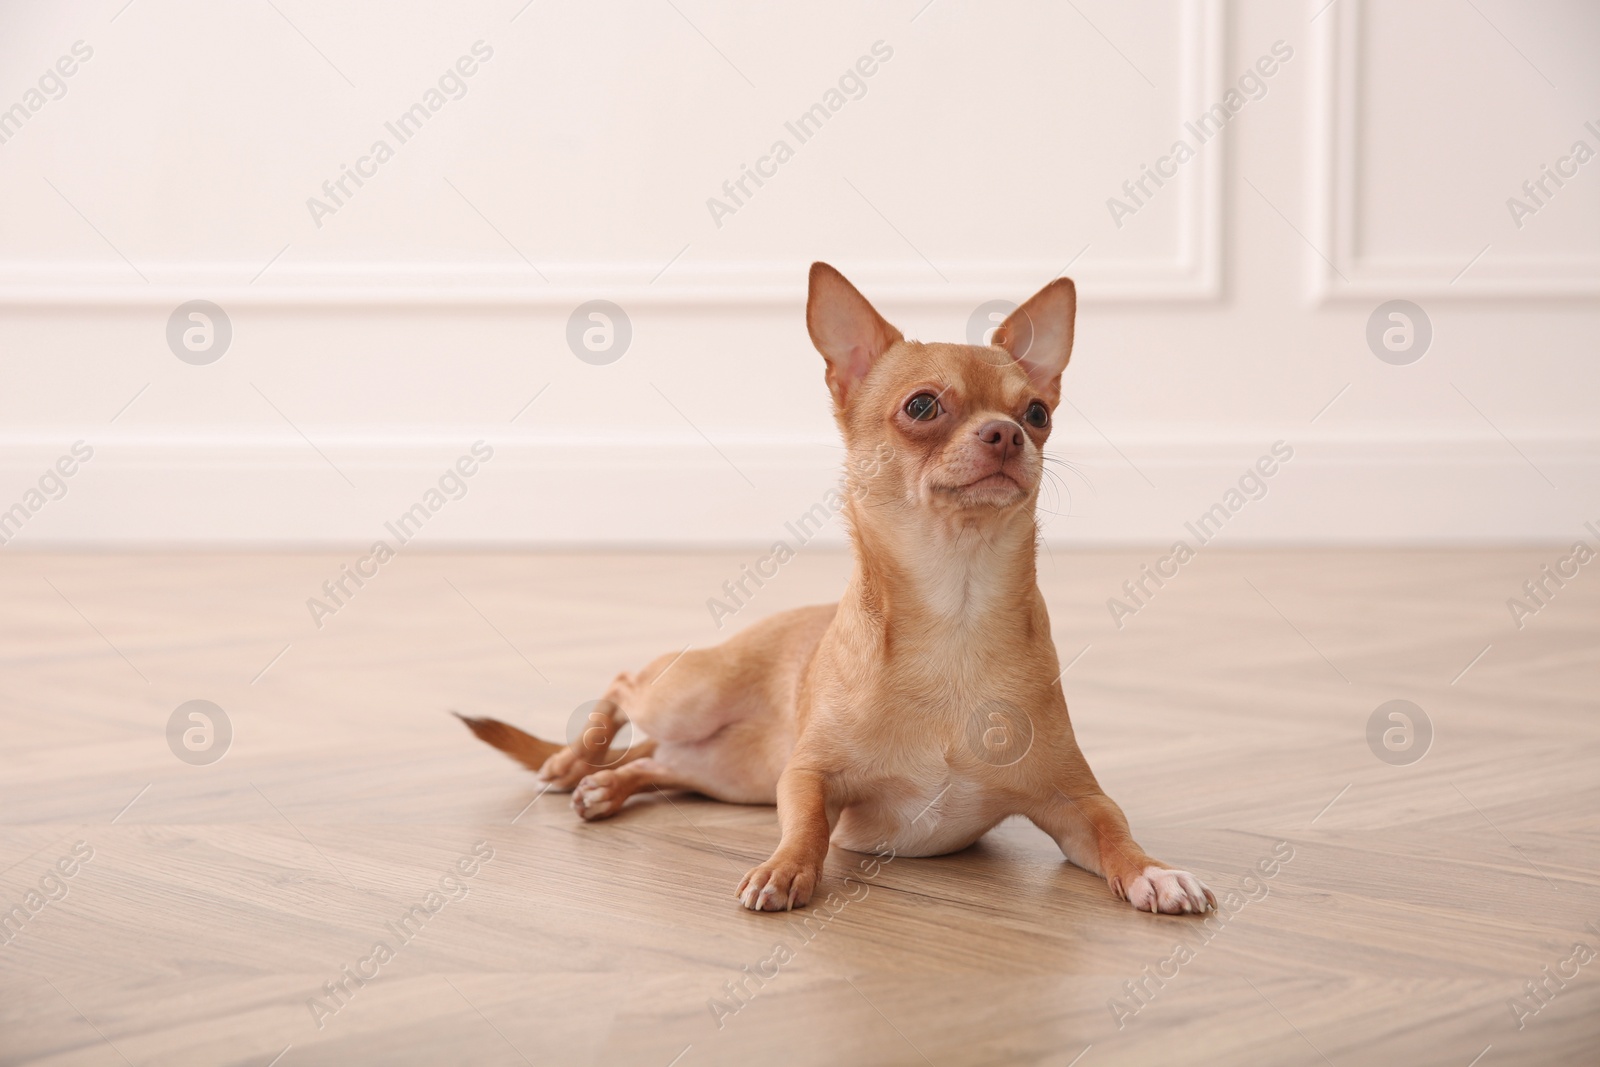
left=976, top=420, right=1024, bottom=451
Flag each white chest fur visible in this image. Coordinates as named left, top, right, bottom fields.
left=834, top=772, right=1010, bottom=858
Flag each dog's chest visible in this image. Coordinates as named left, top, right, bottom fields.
left=820, top=580, right=1052, bottom=857
left=833, top=765, right=1012, bottom=858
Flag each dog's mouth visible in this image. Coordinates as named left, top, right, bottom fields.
left=933, top=469, right=1030, bottom=502
left=963, top=472, right=1019, bottom=491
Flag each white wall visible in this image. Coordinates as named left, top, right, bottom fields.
left=1, top=0, right=1596, bottom=547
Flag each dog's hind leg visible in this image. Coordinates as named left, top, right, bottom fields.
left=531, top=695, right=630, bottom=789
left=570, top=756, right=709, bottom=821
left=454, top=704, right=623, bottom=790
left=453, top=695, right=632, bottom=790
left=461, top=644, right=695, bottom=789
left=462, top=606, right=830, bottom=810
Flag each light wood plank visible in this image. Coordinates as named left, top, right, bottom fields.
left=1, top=549, right=1597, bottom=1065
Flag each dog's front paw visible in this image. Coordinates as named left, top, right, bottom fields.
left=572, top=770, right=623, bottom=820
left=737, top=858, right=820, bottom=912
left=1123, top=866, right=1215, bottom=915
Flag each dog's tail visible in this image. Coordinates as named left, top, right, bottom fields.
left=452, top=712, right=564, bottom=773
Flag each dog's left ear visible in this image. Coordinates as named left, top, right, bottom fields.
left=993, top=277, right=1076, bottom=406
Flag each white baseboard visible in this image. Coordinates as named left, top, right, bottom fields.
left=0, top=430, right=1595, bottom=547
left=0, top=259, right=1218, bottom=307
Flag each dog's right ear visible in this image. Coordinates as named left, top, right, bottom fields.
left=807, top=262, right=903, bottom=408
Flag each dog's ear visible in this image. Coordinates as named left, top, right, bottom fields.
left=807, top=262, right=903, bottom=407
left=993, top=277, right=1076, bottom=406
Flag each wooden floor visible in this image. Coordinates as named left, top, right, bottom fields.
left=1, top=548, right=1597, bottom=1066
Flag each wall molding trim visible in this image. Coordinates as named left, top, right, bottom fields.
left=1310, top=0, right=1600, bottom=302
left=0, top=1, right=1227, bottom=309
left=0, top=257, right=1214, bottom=309
left=2, top=428, right=1592, bottom=546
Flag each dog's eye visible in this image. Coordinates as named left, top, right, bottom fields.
left=1023, top=401, right=1050, bottom=428
left=905, top=393, right=941, bottom=421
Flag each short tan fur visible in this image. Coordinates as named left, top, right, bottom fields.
left=460, top=263, right=1215, bottom=916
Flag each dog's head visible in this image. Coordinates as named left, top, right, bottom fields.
left=806, top=262, right=1075, bottom=517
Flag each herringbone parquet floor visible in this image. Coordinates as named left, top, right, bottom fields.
left=2, top=549, right=1596, bottom=1065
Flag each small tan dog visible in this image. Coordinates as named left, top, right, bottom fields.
left=459, top=263, right=1214, bottom=915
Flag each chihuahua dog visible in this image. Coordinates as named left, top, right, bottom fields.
left=459, top=263, right=1214, bottom=915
